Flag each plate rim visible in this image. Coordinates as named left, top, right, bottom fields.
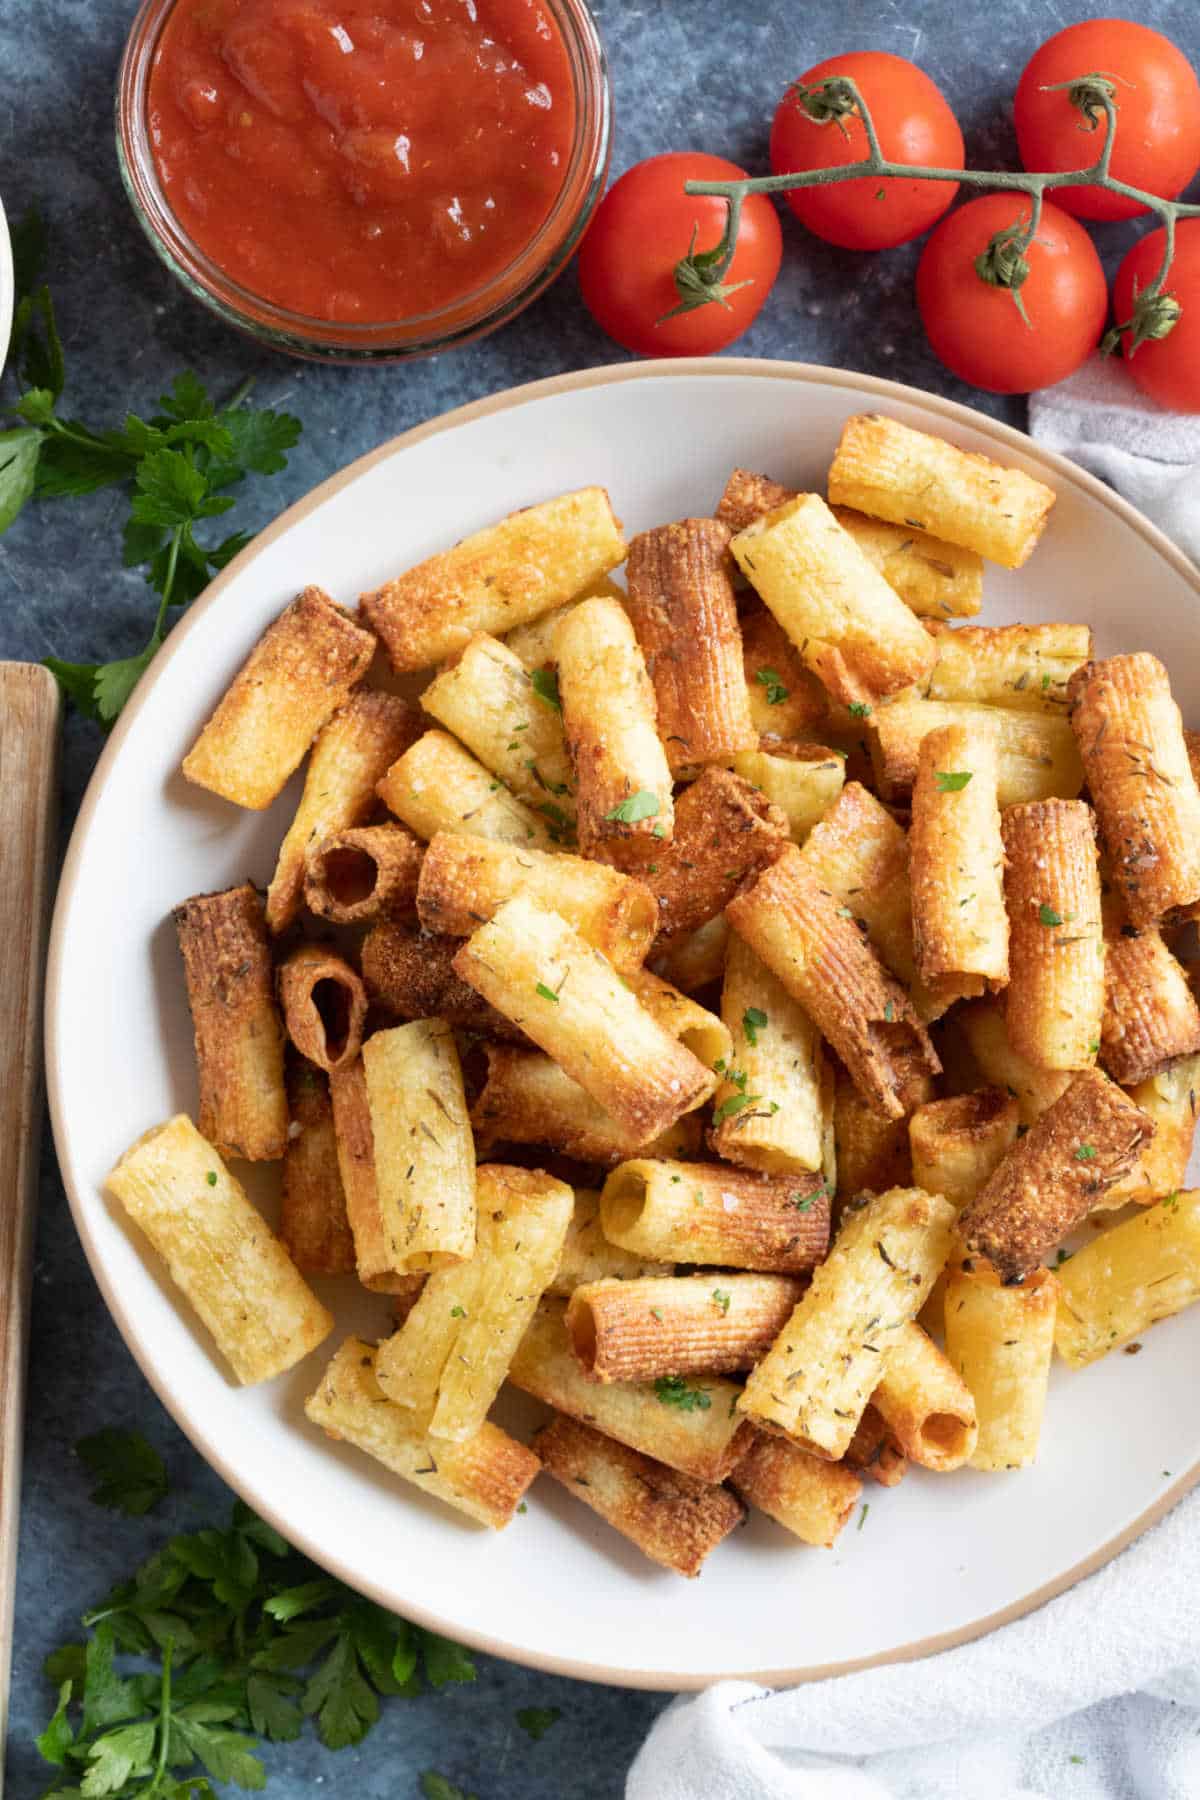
left=45, top=355, right=1200, bottom=1693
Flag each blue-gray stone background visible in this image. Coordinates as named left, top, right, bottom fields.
left=3, top=1, right=1197, bottom=1794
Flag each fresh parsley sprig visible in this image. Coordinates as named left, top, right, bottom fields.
left=1, top=210, right=302, bottom=727
left=35, top=1436, right=483, bottom=1798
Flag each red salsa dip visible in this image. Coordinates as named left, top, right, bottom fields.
left=147, top=0, right=577, bottom=323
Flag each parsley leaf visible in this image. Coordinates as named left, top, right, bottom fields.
left=755, top=666, right=789, bottom=706
left=516, top=1704, right=562, bottom=1741
left=418, top=1629, right=477, bottom=1689
left=847, top=700, right=872, bottom=718
left=1039, top=903, right=1063, bottom=927
left=604, top=789, right=659, bottom=824
left=0, top=426, right=42, bottom=530
left=535, top=981, right=560, bottom=1003
left=653, top=1376, right=712, bottom=1412
left=421, top=1775, right=480, bottom=1800
left=934, top=770, right=973, bottom=792
left=1074, top=1144, right=1097, bottom=1161
left=35, top=1680, right=75, bottom=1766
left=76, top=1429, right=168, bottom=1517
left=530, top=668, right=561, bottom=712
left=712, top=1289, right=732, bottom=1315
left=742, top=1006, right=768, bottom=1047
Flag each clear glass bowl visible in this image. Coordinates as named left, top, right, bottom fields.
left=116, top=0, right=611, bottom=363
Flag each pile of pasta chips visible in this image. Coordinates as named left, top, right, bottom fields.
left=105, top=416, right=1200, bottom=1574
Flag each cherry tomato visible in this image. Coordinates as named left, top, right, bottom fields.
left=577, top=152, right=782, bottom=356
left=1111, top=221, right=1200, bottom=412
left=1014, top=21, right=1200, bottom=222
left=916, top=194, right=1107, bottom=394
left=769, top=51, right=963, bottom=251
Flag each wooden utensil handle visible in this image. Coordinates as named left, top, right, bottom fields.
left=0, top=665, right=61, bottom=1757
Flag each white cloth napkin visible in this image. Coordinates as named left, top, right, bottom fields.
left=626, top=362, right=1200, bottom=1800
left=1029, top=355, right=1200, bottom=564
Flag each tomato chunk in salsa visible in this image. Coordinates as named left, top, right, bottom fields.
left=147, top=0, right=576, bottom=322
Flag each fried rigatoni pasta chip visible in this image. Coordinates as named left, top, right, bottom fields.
left=361, top=922, right=525, bottom=1042
left=956, top=1001, right=1073, bottom=1126
left=830, top=508, right=984, bottom=620
left=624, top=519, right=757, bottom=772
left=909, top=722, right=1007, bottom=991
left=277, top=944, right=367, bottom=1075
left=566, top=1273, right=804, bottom=1383
left=420, top=631, right=575, bottom=819
left=944, top=1263, right=1057, bottom=1470
left=362, top=1019, right=475, bottom=1271
left=646, top=768, right=788, bottom=947
left=833, top=1053, right=934, bottom=1197
left=510, top=1301, right=752, bottom=1481
left=727, top=844, right=940, bottom=1121
left=304, top=823, right=424, bottom=926
left=359, top=487, right=626, bottom=672
left=845, top=1404, right=908, bottom=1487
left=626, top=967, right=731, bottom=1069
left=730, top=1429, right=863, bottom=1546
left=738, top=607, right=832, bottom=741
left=869, top=696, right=1082, bottom=808
left=731, top=493, right=936, bottom=697
left=827, top=414, right=1056, bottom=569
left=305, top=1339, right=537, bottom=1528
left=958, top=1069, right=1155, bottom=1281
left=908, top=1089, right=1020, bottom=1211
left=738, top=1186, right=956, bottom=1458
left=925, top=622, right=1090, bottom=714
left=265, top=690, right=419, bottom=932
left=173, top=883, right=288, bottom=1162
left=600, top=1158, right=831, bottom=1273
left=107, top=1115, right=332, bottom=1384
left=1100, top=1055, right=1200, bottom=1210
left=375, top=1165, right=572, bottom=1441
left=503, top=577, right=626, bottom=670
left=420, top=630, right=575, bottom=813
left=716, top=467, right=796, bottom=534
left=728, top=741, right=846, bottom=844
left=555, top=594, right=674, bottom=864
left=183, top=586, right=376, bottom=809
left=712, top=935, right=832, bottom=1176
left=377, top=729, right=561, bottom=851
left=548, top=1189, right=672, bottom=1296
left=328, top=1060, right=414, bottom=1293
left=869, top=1321, right=978, bottom=1471
left=1068, top=652, right=1200, bottom=925
left=652, top=914, right=731, bottom=994
left=1101, top=910, right=1200, bottom=1087
left=469, top=1045, right=702, bottom=1166
left=280, top=1059, right=356, bottom=1276
left=532, top=1414, right=746, bottom=1576
left=453, top=896, right=714, bottom=1144
left=1054, top=1191, right=1200, bottom=1367
left=1002, top=799, right=1104, bottom=1071
left=416, top=831, right=656, bottom=972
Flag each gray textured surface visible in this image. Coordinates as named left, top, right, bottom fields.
left=3, top=2, right=1198, bottom=1795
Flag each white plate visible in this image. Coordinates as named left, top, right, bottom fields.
left=47, top=360, right=1200, bottom=1690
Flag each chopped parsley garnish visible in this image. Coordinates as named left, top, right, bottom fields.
left=206, top=1170, right=218, bottom=1186
left=712, top=1066, right=777, bottom=1124
left=1162, top=1191, right=1181, bottom=1211
left=857, top=1503, right=870, bottom=1531
left=790, top=1181, right=831, bottom=1211
left=742, top=1006, right=768, bottom=1047
left=934, top=770, right=972, bottom=792
left=653, top=1376, right=711, bottom=1412
left=450, top=1304, right=467, bottom=1318
left=848, top=701, right=872, bottom=718
left=1087, top=1037, right=1100, bottom=1055
left=604, top=790, right=659, bottom=824
left=712, top=1289, right=731, bottom=1315
left=650, top=1307, right=664, bottom=1321
left=530, top=668, right=561, bottom=712
left=535, top=982, right=560, bottom=1003
left=1038, top=903, right=1063, bottom=927
left=755, top=667, right=789, bottom=706
left=883, top=1000, right=895, bottom=1023
left=1074, top=1144, right=1097, bottom=1162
